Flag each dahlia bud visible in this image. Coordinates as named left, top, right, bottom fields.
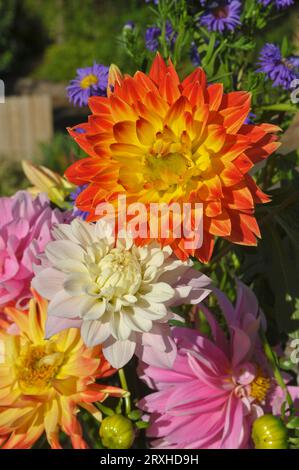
left=107, top=64, right=123, bottom=96
left=100, top=415, right=134, bottom=449
left=252, top=414, right=288, bottom=449
left=21, top=160, right=74, bottom=209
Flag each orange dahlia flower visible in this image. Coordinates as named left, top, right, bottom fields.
left=0, top=290, right=124, bottom=449
left=65, top=54, right=280, bottom=263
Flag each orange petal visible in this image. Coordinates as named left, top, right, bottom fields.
left=207, top=83, right=224, bottom=111
left=208, top=210, right=232, bottom=237
left=136, top=117, right=156, bottom=145
left=113, top=120, right=138, bottom=144
left=149, top=52, right=167, bottom=86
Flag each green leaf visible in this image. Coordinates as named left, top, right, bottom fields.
left=287, top=417, right=299, bottom=429
left=261, top=104, right=298, bottom=113
left=128, top=410, right=142, bottom=421
left=281, top=36, right=289, bottom=57
left=135, top=420, right=150, bottom=430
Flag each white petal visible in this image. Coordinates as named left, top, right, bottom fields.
left=54, top=259, right=89, bottom=273
left=123, top=294, right=137, bottom=304
left=116, top=232, right=133, bottom=250
left=83, top=300, right=107, bottom=320
left=95, top=219, right=115, bottom=245
left=143, top=265, right=158, bottom=283
left=53, top=223, right=81, bottom=243
left=110, top=312, right=132, bottom=340
left=32, top=268, right=65, bottom=299
left=71, top=218, right=96, bottom=245
left=172, top=285, right=192, bottom=300
left=142, top=282, right=174, bottom=302
left=48, top=290, right=95, bottom=319
left=45, top=316, right=82, bottom=338
left=122, top=310, right=152, bottom=333
left=63, top=272, right=92, bottom=295
left=46, top=240, right=85, bottom=266
left=103, top=337, right=136, bottom=368
left=81, top=320, right=111, bottom=347
left=132, top=303, right=167, bottom=321
left=146, top=250, right=165, bottom=268
left=157, top=261, right=191, bottom=284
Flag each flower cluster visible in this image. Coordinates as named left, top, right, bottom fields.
left=138, top=282, right=299, bottom=448
left=1, top=0, right=299, bottom=447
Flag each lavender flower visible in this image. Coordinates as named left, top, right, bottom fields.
left=200, top=1, right=242, bottom=33
left=257, top=43, right=299, bottom=90
left=145, top=26, right=161, bottom=52
left=166, top=20, right=177, bottom=50
left=70, top=185, right=89, bottom=220
left=145, top=21, right=177, bottom=52
left=258, top=0, right=294, bottom=8
left=67, top=63, right=109, bottom=107
left=190, top=42, right=201, bottom=66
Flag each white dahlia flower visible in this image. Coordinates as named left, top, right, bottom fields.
left=32, top=219, right=211, bottom=368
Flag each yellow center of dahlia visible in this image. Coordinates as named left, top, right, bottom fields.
left=16, top=342, right=64, bottom=395
left=117, top=116, right=212, bottom=201
left=95, top=247, right=142, bottom=298
left=250, top=372, right=271, bottom=403
left=80, top=74, right=98, bottom=89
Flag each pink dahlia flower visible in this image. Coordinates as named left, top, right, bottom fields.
left=0, top=191, right=69, bottom=309
left=138, top=281, right=299, bottom=449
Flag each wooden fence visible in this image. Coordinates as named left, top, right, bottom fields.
left=0, top=95, right=53, bottom=160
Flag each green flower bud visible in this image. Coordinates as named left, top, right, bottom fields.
left=100, top=415, right=134, bottom=449
left=252, top=414, right=288, bottom=449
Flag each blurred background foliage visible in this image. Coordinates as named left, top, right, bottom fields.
left=0, top=0, right=149, bottom=81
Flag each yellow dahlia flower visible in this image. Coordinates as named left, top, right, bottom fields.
left=0, top=290, right=124, bottom=449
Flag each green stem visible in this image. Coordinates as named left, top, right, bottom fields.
left=260, top=329, right=294, bottom=412
left=95, top=402, right=115, bottom=417
left=118, top=368, right=131, bottom=415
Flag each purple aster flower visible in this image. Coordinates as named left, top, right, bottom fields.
left=67, top=63, right=109, bottom=107
left=70, top=185, right=89, bottom=220
left=145, top=21, right=177, bottom=53
left=190, top=41, right=201, bottom=66
left=258, top=0, right=294, bottom=8
left=257, top=43, right=299, bottom=90
left=145, top=0, right=159, bottom=4
left=200, top=1, right=242, bottom=33
left=165, top=20, right=177, bottom=50
left=289, top=56, right=299, bottom=68
left=145, top=26, right=161, bottom=52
